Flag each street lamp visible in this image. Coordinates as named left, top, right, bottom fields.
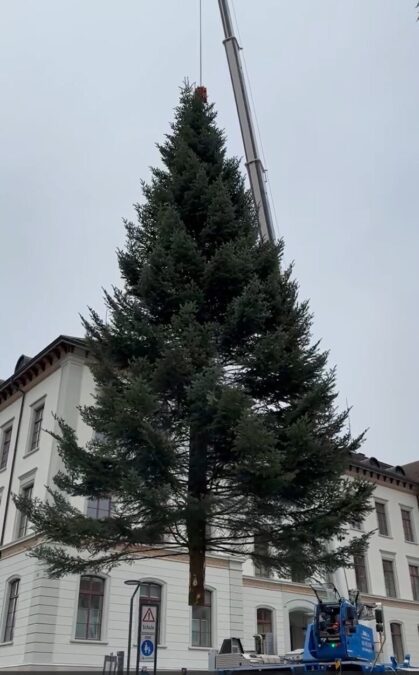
left=124, top=579, right=142, bottom=674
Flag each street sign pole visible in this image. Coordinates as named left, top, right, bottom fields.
left=153, top=606, right=159, bottom=675
left=137, top=603, right=159, bottom=675
left=135, top=606, right=141, bottom=675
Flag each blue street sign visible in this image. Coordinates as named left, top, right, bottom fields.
left=140, top=639, right=154, bottom=658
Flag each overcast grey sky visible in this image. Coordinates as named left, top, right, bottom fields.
left=0, top=1, right=418, bottom=465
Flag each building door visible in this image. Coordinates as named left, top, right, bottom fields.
left=289, top=609, right=312, bottom=651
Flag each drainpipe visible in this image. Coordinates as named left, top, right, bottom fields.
left=0, top=385, right=26, bottom=549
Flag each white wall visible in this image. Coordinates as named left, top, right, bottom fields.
left=0, top=355, right=97, bottom=548
left=0, top=551, right=234, bottom=671
left=0, top=549, right=38, bottom=668
left=0, top=366, right=62, bottom=546
left=334, top=481, right=419, bottom=603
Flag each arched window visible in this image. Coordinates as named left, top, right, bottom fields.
left=3, top=578, right=20, bottom=642
left=140, top=582, right=162, bottom=643
left=75, top=576, right=105, bottom=641
left=390, top=622, right=404, bottom=663
left=257, top=608, right=274, bottom=654
left=191, top=590, right=212, bottom=647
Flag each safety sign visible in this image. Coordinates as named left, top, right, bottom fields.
left=139, top=604, right=158, bottom=663
left=140, top=638, right=154, bottom=658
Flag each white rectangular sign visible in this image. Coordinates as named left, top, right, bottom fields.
left=141, top=605, right=157, bottom=634
left=139, top=605, right=157, bottom=662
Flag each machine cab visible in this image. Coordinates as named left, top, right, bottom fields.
left=317, top=603, right=342, bottom=643
left=304, top=598, right=375, bottom=663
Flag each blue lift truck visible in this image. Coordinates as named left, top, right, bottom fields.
left=214, top=588, right=418, bottom=674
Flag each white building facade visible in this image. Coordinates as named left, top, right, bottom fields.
left=0, top=336, right=419, bottom=671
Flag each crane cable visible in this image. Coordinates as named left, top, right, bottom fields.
left=199, top=0, right=203, bottom=85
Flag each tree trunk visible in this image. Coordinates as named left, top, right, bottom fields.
left=188, top=545, right=206, bottom=606
left=187, top=425, right=207, bottom=606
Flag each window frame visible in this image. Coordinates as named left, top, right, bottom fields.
left=390, top=622, right=405, bottom=663
left=254, top=534, right=272, bottom=579
left=86, top=496, right=113, bottom=520
left=2, top=577, right=20, bottom=643
left=0, top=424, right=13, bottom=471
left=382, top=558, right=397, bottom=598
left=256, top=606, right=275, bottom=654
left=191, top=588, right=213, bottom=649
left=290, top=568, right=307, bottom=584
left=350, top=520, right=363, bottom=532
left=409, top=563, right=419, bottom=601
left=353, top=554, right=369, bottom=593
left=27, top=400, right=45, bottom=455
left=16, top=482, right=34, bottom=539
left=400, top=507, right=415, bottom=543
left=139, top=581, right=163, bottom=644
left=375, top=501, right=390, bottom=537
left=74, top=575, right=106, bottom=642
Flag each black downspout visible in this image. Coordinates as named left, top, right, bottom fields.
left=0, top=386, right=26, bottom=549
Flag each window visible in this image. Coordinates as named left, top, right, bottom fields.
left=3, top=579, right=20, bottom=642
left=86, top=497, right=112, bottom=519
left=257, top=608, right=274, bottom=654
left=140, top=582, right=162, bottom=643
left=205, top=523, right=214, bottom=550
left=255, top=561, right=272, bottom=578
left=401, top=509, right=414, bottom=542
left=390, top=622, right=404, bottom=663
left=350, top=520, right=363, bottom=531
left=382, top=559, right=397, bottom=598
left=291, top=568, right=306, bottom=583
left=375, top=502, right=389, bottom=536
left=191, top=589, right=212, bottom=647
left=17, top=483, right=33, bottom=538
left=254, top=534, right=272, bottom=578
left=353, top=555, right=369, bottom=593
left=29, top=404, right=44, bottom=453
left=0, top=427, right=12, bottom=470
left=75, top=576, right=105, bottom=640
left=409, top=565, right=419, bottom=601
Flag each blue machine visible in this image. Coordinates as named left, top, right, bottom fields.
left=303, top=595, right=375, bottom=663
left=216, top=588, right=418, bottom=674
left=297, top=592, right=394, bottom=672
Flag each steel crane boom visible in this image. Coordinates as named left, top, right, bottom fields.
left=218, top=0, right=275, bottom=242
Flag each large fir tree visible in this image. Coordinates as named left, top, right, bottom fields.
left=17, top=86, right=374, bottom=605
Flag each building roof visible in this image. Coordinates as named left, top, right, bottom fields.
left=349, top=450, right=414, bottom=477
left=0, top=335, right=87, bottom=404
left=401, top=460, right=419, bottom=482
left=348, top=450, right=419, bottom=492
